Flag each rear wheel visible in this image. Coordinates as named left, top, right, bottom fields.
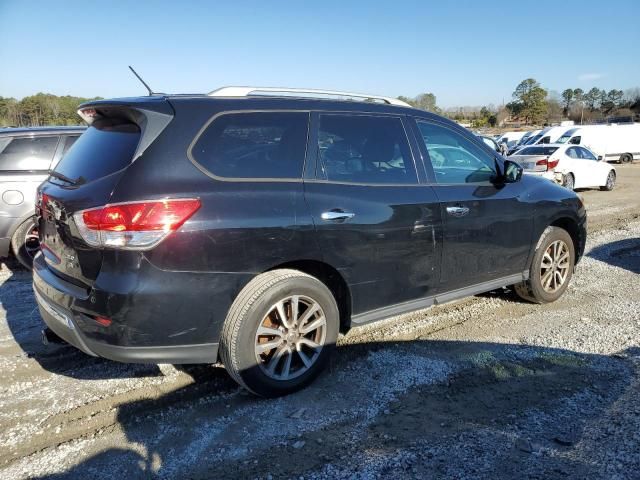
left=600, top=170, right=616, bottom=191
left=11, top=217, right=40, bottom=270
left=619, top=153, right=632, bottom=164
left=220, top=269, right=339, bottom=397
left=514, top=226, right=575, bottom=304
left=563, top=173, right=575, bottom=191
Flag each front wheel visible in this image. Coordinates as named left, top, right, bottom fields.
left=11, top=217, right=40, bottom=270
left=514, top=226, right=575, bottom=304
left=600, top=170, right=616, bottom=191
left=220, top=269, right=339, bottom=397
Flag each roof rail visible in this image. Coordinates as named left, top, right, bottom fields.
left=207, top=86, right=412, bottom=107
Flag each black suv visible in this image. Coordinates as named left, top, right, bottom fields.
left=33, top=88, right=586, bottom=396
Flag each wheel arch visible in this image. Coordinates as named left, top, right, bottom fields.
left=267, top=259, right=352, bottom=333
left=549, top=217, right=582, bottom=264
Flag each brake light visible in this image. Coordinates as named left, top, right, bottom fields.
left=73, top=199, right=200, bottom=250
left=535, top=157, right=559, bottom=171
left=535, top=158, right=548, bottom=167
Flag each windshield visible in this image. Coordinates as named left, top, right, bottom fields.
left=518, top=146, right=559, bottom=156
left=556, top=135, right=571, bottom=144
left=524, top=134, right=542, bottom=145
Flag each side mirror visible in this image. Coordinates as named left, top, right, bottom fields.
left=597, top=156, right=603, bottom=161
left=503, top=159, right=523, bottom=183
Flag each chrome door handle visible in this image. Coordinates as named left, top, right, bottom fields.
left=446, top=206, right=470, bottom=217
left=321, top=210, right=355, bottom=221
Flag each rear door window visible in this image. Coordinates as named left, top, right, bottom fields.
left=190, top=111, right=309, bottom=180
left=53, top=121, right=140, bottom=184
left=317, top=114, right=417, bottom=184
left=0, top=136, right=59, bottom=171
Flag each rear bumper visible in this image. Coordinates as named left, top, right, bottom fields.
left=32, top=253, right=221, bottom=364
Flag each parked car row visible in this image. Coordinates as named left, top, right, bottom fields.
left=0, top=126, right=85, bottom=268
left=3, top=87, right=588, bottom=396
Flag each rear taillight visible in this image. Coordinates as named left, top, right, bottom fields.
left=535, top=157, right=559, bottom=171
left=535, top=158, right=548, bottom=168
left=73, top=198, right=200, bottom=250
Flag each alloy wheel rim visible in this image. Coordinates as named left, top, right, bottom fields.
left=540, top=240, right=570, bottom=293
left=565, top=176, right=574, bottom=190
left=24, top=224, right=40, bottom=259
left=607, top=173, right=614, bottom=189
left=254, top=295, right=326, bottom=381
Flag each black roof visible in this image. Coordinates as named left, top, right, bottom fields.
left=0, top=126, right=86, bottom=137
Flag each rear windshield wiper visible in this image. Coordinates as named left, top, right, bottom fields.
left=48, top=170, right=85, bottom=186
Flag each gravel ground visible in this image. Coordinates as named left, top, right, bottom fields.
left=0, top=165, right=638, bottom=480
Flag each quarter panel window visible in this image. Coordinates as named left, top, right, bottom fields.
left=416, top=121, right=496, bottom=184
left=191, top=112, right=309, bottom=179
left=0, top=136, right=59, bottom=171
left=317, top=114, right=417, bottom=184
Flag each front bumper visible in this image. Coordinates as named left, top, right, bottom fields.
left=32, top=254, right=220, bottom=364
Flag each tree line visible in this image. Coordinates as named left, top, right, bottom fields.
left=398, top=80, right=639, bottom=128
left=0, top=93, right=102, bottom=127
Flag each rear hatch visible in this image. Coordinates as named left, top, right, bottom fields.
left=37, top=98, right=174, bottom=287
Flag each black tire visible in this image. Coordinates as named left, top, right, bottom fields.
left=11, top=217, right=39, bottom=270
left=619, top=153, right=632, bottom=164
left=563, top=173, right=575, bottom=191
left=219, top=269, right=339, bottom=397
left=600, top=170, right=616, bottom=191
left=514, top=226, right=575, bottom=304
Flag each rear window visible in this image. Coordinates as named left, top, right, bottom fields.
left=190, top=112, right=309, bottom=180
left=0, top=136, right=59, bottom=171
left=518, top=146, right=559, bottom=155
left=53, top=121, right=140, bottom=183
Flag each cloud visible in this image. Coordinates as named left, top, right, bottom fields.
left=578, top=73, right=605, bottom=81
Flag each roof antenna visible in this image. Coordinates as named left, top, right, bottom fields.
left=128, top=66, right=154, bottom=95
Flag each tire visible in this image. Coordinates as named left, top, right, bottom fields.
left=514, top=226, right=575, bottom=304
left=563, top=173, right=575, bottom=191
left=600, top=170, right=616, bottom=191
left=219, top=269, right=339, bottom=397
left=619, top=153, right=632, bottom=164
left=11, top=217, right=40, bottom=270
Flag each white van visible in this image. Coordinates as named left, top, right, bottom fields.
left=556, top=124, right=640, bottom=163
left=496, top=131, right=526, bottom=149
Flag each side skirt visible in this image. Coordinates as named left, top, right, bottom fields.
left=350, top=272, right=528, bottom=327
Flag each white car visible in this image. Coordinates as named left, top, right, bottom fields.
left=510, top=144, right=616, bottom=191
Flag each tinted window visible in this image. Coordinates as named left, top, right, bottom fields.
left=0, top=136, right=59, bottom=171
left=518, top=146, right=559, bottom=156
left=569, top=136, right=581, bottom=145
left=61, top=135, right=80, bottom=155
left=416, top=121, right=496, bottom=184
left=192, top=112, right=309, bottom=179
left=316, top=115, right=416, bottom=184
left=566, top=147, right=580, bottom=159
left=578, top=147, right=597, bottom=160
left=53, top=120, right=140, bottom=183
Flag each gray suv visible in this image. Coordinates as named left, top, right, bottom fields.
left=0, top=126, right=85, bottom=268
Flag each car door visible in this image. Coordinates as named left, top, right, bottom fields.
left=411, top=118, right=534, bottom=292
left=576, top=146, right=605, bottom=187
left=564, top=146, right=588, bottom=187
left=303, top=112, right=442, bottom=317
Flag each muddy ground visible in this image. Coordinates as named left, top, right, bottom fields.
left=1, top=165, right=639, bottom=479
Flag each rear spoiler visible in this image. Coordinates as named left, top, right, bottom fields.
left=77, top=97, right=174, bottom=161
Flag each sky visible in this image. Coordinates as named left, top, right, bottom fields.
left=1, top=0, right=639, bottom=108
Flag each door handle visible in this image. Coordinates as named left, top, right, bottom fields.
left=446, top=206, right=470, bottom=217
left=321, top=209, right=355, bottom=221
